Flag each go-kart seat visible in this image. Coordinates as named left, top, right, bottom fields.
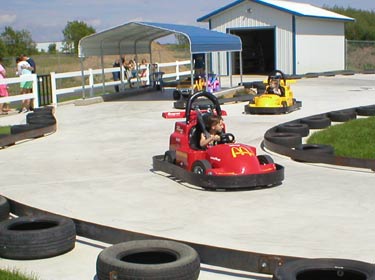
left=189, top=110, right=213, bottom=150
left=189, top=125, right=204, bottom=150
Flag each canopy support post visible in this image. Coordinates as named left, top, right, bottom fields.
left=100, top=47, right=106, bottom=95
left=239, top=51, right=243, bottom=86
left=80, top=57, right=86, bottom=100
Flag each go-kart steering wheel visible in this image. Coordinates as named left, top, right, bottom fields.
left=218, top=133, right=235, bottom=144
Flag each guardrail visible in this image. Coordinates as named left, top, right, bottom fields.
left=0, top=60, right=191, bottom=108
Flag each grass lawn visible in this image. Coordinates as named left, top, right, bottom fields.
left=307, top=116, right=375, bottom=159
left=0, top=268, right=39, bottom=280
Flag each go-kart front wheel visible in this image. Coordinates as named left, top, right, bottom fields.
left=191, top=160, right=212, bottom=175
left=257, top=155, right=274, bottom=164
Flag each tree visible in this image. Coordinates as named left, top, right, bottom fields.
left=62, top=21, right=95, bottom=54
left=326, top=6, right=375, bottom=41
left=0, top=26, right=37, bottom=57
left=175, top=34, right=189, bottom=46
left=48, top=43, right=57, bottom=54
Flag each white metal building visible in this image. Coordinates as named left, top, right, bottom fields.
left=198, top=0, right=354, bottom=75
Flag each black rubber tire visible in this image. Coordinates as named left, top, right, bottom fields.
left=32, top=106, right=55, bottom=115
left=26, top=114, right=56, bottom=125
left=356, top=105, right=375, bottom=116
left=295, top=144, right=334, bottom=155
left=272, top=258, right=375, bottom=280
left=0, top=196, right=10, bottom=221
left=164, top=150, right=176, bottom=164
left=304, top=72, right=319, bottom=78
left=173, top=90, right=181, bottom=101
left=264, top=132, right=302, bottom=148
left=276, top=122, right=309, bottom=137
left=96, top=239, right=200, bottom=280
left=191, top=160, right=212, bottom=175
left=257, top=154, right=274, bottom=164
left=300, top=116, right=331, bottom=129
left=10, top=124, right=45, bottom=134
left=328, top=110, right=357, bottom=122
left=0, top=215, right=76, bottom=260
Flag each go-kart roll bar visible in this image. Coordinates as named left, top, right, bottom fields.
left=267, top=70, right=286, bottom=86
left=185, top=91, right=222, bottom=124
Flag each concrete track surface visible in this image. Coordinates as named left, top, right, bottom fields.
left=1, top=74, right=375, bottom=279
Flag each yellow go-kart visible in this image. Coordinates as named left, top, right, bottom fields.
left=244, top=70, right=302, bottom=114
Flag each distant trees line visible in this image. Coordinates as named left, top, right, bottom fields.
left=328, top=6, right=375, bottom=41
left=0, top=21, right=95, bottom=60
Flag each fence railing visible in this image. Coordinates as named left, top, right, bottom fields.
left=0, top=60, right=191, bottom=108
left=51, top=60, right=191, bottom=102
left=0, top=75, right=39, bottom=108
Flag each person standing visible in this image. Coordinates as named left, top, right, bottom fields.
left=193, top=54, right=205, bottom=76
left=21, top=54, right=36, bottom=110
left=112, top=57, right=124, bottom=92
left=17, top=56, right=33, bottom=113
left=0, top=57, right=10, bottom=114
left=112, top=58, right=121, bottom=92
left=21, top=54, right=36, bottom=74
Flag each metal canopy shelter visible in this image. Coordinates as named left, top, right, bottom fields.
left=79, top=21, right=242, bottom=57
left=78, top=21, right=243, bottom=98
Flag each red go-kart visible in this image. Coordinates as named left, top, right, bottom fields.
left=153, top=91, right=284, bottom=190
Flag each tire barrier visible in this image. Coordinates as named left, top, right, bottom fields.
left=263, top=106, right=375, bottom=171
left=6, top=197, right=301, bottom=275
left=300, top=115, right=331, bottom=129
left=264, top=132, right=302, bottom=148
left=0, top=195, right=9, bottom=221
left=356, top=105, right=375, bottom=116
left=0, top=215, right=76, bottom=260
left=3, top=197, right=375, bottom=278
left=328, top=109, right=357, bottom=122
left=0, top=106, right=57, bottom=148
left=276, top=122, right=310, bottom=137
left=96, top=240, right=200, bottom=280
left=272, top=258, right=375, bottom=280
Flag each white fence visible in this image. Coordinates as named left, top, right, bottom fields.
left=0, top=75, right=39, bottom=108
left=0, top=60, right=191, bottom=108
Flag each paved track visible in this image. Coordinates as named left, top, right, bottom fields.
left=1, top=74, right=375, bottom=279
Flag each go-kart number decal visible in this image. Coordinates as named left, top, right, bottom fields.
left=231, top=146, right=254, bottom=158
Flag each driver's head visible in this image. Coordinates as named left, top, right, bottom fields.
left=206, top=115, right=223, bottom=133
left=270, top=77, right=280, bottom=88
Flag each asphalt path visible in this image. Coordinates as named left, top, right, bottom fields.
left=1, top=74, right=375, bottom=279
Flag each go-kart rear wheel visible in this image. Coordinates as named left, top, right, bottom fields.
left=164, top=151, right=176, bottom=164
left=191, top=160, right=212, bottom=175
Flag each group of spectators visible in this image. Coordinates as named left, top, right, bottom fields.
left=112, top=57, right=148, bottom=92
left=0, top=54, right=36, bottom=114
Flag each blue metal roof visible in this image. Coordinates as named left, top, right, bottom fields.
left=197, top=0, right=354, bottom=22
left=78, top=21, right=242, bottom=58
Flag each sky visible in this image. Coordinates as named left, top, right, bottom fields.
left=0, top=0, right=374, bottom=43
